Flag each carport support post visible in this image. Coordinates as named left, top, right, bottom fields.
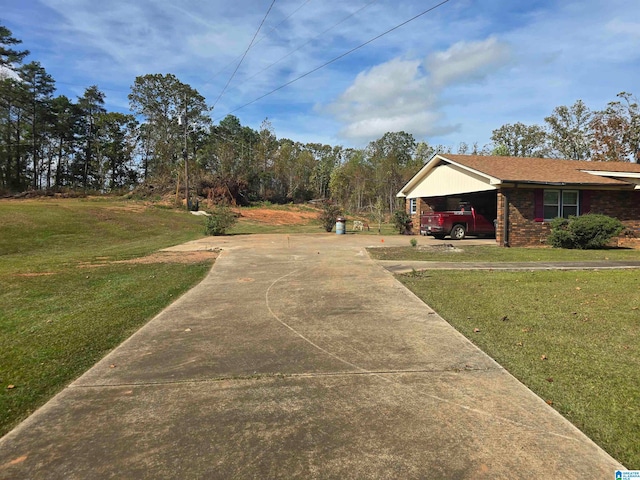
left=502, top=191, right=510, bottom=247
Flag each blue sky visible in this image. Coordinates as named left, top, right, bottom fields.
left=3, top=0, right=639, bottom=148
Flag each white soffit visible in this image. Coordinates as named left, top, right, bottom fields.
left=408, top=163, right=496, bottom=198
left=581, top=170, right=640, bottom=189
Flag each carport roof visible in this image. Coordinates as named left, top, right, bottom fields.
left=397, top=154, right=640, bottom=197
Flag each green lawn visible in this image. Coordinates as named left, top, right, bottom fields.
left=0, top=198, right=213, bottom=437
left=397, top=266, right=640, bottom=468
left=368, top=244, right=640, bottom=262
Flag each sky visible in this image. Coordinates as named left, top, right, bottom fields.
left=2, top=0, right=640, bottom=149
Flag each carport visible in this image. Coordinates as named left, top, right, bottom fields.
left=397, top=155, right=500, bottom=243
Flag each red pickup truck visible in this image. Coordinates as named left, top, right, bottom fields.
left=420, top=205, right=495, bottom=240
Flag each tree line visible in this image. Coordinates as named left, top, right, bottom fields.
left=1, top=25, right=638, bottom=213
left=490, top=97, right=640, bottom=162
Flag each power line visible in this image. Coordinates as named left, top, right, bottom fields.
left=212, top=0, right=277, bottom=108
left=208, top=0, right=314, bottom=84
left=216, top=0, right=452, bottom=120
left=227, top=0, right=380, bottom=98
left=39, top=0, right=315, bottom=100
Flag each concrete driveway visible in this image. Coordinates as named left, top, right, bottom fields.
left=0, top=234, right=624, bottom=479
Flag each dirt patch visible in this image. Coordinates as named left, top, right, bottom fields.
left=236, top=207, right=318, bottom=225
left=102, top=204, right=149, bottom=214
left=417, top=244, right=464, bottom=253
left=116, top=250, right=219, bottom=264
left=76, top=250, right=219, bottom=269
left=15, top=272, right=57, bottom=277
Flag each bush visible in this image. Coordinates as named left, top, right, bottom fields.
left=393, top=210, right=413, bottom=235
left=548, top=214, right=624, bottom=249
left=319, top=202, right=342, bottom=232
left=204, top=205, right=237, bottom=235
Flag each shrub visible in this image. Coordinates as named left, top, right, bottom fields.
left=410, top=238, right=418, bottom=247
left=204, top=205, right=237, bottom=235
left=319, top=202, right=342, bottom=232
left=547, top=218, right=574, bottom=249
left=188, top=197, right=199, bottom=212
left=548, top=214, right=624, bottom=249
left=393, top=210, right=412, bottom=234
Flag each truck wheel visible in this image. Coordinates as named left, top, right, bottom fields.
left=450, top=224, right=466, bottom=240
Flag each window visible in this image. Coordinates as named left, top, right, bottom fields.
left=409, top=198, right=417, bottom=215
left=543, top=190, right=579, bottom=220
left=543, top=190, right=559, bottom=220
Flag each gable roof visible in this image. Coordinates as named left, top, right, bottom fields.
left=443, top=154, right=640, bottom=185
left=398, top=154, right=640, bottom=197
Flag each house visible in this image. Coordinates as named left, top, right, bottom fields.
left=397, top=154, right=640, bottom=247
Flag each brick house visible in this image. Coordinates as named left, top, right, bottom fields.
left=397, top=154, right=640, bottom=247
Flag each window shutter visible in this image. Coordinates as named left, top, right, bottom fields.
left=580, top=190, right=591, bottom=214
left=534, top=189, right=544, bottom=222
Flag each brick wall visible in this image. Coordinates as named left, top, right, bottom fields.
left=406, top=198, right=435, bottom=231
left=590, top=190, right=640, bottom=248
left=497, top=189, right=550, bottom=247
left=500, top=188, right=640, bottom=248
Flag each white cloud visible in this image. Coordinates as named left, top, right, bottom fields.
left=605, top=19, right=640, bottom=39
left=325, top=37, right=511, bottom=143
left=427, top=37, right=511, bottom=88
left=6, top=0, right=640, bottom=149
left=0, top=66, right=20, bottom=81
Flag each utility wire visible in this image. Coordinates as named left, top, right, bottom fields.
left=228, top=0, right=379, bottom=97
left=212, top=0, right=277, bottom=108
left=29, top=0, right=308, bottom=100
left=208, top=0, right=314, bottom=83
left=217, top=0, right=451, bottom=120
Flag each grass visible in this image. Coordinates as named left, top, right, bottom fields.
left=368, top=244, right=640, bottom=262
left=0, top=197, right=213, bottom=437
left=228, top=221, right=398, bottom=235
left=228, top=220, right=324, bottom=235
left=398, top=268, right=640, bottom=468
left=0, top=197, right=211, bottom=272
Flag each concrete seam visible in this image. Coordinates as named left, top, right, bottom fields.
left=265, top=264, right=588, bottom=445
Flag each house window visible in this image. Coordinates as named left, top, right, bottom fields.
left=544, top=190, right=579, bottom=220
left=409, top=198, right=417, bottom=215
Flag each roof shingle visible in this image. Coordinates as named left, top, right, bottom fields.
left=442, top=154, right=640, bottom=186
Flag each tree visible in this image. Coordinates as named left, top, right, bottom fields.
left=414, top=141, right=435, bottom=164
left=202, top=115, right=259, bottom=204
left=329, top=148, right=372, bottom=211
left=96, top=112, right=138, bottom=190
left=470, top=142, right=491, bottom=156
left=366, top=131, right=417, bottom=212
left=254, top=118, right=277, bottom=198
left=128, top=73, right=210, bottom=180
left=1, top=77, right=25, bottom=190
left=490, top=122, right=548, bottom=157
left=19, top=61, right=55, bottom=189
left=305, top=143, right=340, bottom=200
left=544, top=100, right=591, bottom=160
left=456, top=142, right=469, bottom=154
left=591, top=92, right=640, bottom=162
left=0, top=25, right=29, bottom=69
left=272, top=139, right=314, bottom=202
left=76, top=86, right=106, bottom=188
left=49, top=95, right=81, bottom=188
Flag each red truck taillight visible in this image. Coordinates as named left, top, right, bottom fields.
left=437, top=214, right=444, bottom=226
